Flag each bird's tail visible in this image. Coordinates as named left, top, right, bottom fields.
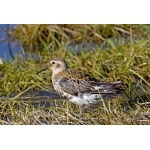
left=93, top=81, right=124, bottom=94
left=110, top=81, right=124, bottom=93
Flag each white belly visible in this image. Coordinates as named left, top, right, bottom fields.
left=53, top=83, right=100, bottom=107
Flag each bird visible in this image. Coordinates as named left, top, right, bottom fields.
left=36, top=57, right=123, bottom=107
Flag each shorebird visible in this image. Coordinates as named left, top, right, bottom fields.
left=37, top=58, right=123, bottom=107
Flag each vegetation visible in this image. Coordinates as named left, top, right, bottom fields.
left=0, top=24, right=150, bottom=124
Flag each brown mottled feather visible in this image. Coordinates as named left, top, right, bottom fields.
left=57, top=69, right=123, bottom=96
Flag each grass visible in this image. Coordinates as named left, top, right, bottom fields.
left=0, top=24, right=150, bottom=124
left=12, top=24, right=150, bottom=50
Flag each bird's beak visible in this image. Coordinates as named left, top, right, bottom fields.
left=36, top=66, right=49, bottom=74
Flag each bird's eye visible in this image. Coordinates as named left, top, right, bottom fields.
left=51, top=61, right=55, bottom=65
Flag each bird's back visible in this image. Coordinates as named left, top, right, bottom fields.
left=53, top=68, right=123, bottom=96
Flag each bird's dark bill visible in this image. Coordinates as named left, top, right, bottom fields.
left=36, top=66, right=49, bottom=74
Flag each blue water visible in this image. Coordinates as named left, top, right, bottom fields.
left=0, top=24, right=39, bottom=62
left=0, top=24, right=21, bottom=61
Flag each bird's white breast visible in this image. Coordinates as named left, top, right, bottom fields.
left=53, top=82, right=100, bottom=106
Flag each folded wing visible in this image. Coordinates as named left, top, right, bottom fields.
left=59, top=75, right=123, bottom=96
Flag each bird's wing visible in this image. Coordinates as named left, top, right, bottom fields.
left=59, top=79, right=123, bottom=96
left=59, top=70, right=123, bottom=96
left=58, top=69, right=98, bottom=95
left=58, top=77, right=96, bottom=96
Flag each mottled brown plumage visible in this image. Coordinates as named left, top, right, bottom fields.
left=57, top=69, right=122, bottom=95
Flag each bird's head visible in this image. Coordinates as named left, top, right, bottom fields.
left=36, top=58, right=68, bottom=75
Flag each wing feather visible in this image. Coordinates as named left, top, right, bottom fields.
left=59, top=78, right=94, bottom=96
left=58, top=69, right=123, bottom=96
